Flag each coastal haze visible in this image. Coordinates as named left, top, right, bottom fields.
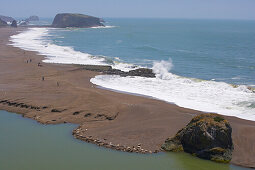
left=1, top=0, right=255, bottom=20
left=1, top=0, right=255, bottom=169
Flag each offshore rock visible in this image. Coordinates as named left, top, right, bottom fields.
left=51, top=13, right=104, bottom=28
left=162, top=113, right=233, bottom=163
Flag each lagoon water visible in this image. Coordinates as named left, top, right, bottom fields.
left=0, top=110, right=251, bottom=170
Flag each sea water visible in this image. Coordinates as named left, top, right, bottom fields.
left=9, top=18, right=255, bottom=120
left=0, top=110, right=250, bottom=170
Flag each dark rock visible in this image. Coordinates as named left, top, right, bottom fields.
left=0, top=15, right=15, bottom=22
left=95, top=114, right=103, bottom=118
left=83, top=65, right=155, bottom=78
left=162, top=113, right=233, bottom=163
left=84, top=113, right=92, bottom=117
left=128, top=68, right=155, bottom=77
left=51, top=109, right=61, bottom=113
left=0, top=19, right=8, bottom=27
left=100, top=18, right=105, bottom=23
left=106, top=112, right=119, bottom=120
left=73, top=111, right=80, bottom=115
left=11, top=20, right=17, bottom=27
left=51, top=13, right=104, bottom=28
left=18, top=20, right=29, bottom=26
left=25, top=15, right=39, bottom=22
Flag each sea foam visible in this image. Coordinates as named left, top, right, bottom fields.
left=9, top=28, right=135, bottom=72
left=90, top=25, right=117, bottom=29
left=91, top=59, right=255, bottom=121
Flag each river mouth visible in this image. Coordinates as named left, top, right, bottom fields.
left=0, top=110, right=249, bottom=170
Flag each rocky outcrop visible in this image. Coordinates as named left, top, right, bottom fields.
left=51, top=13, right=104, bottom=28
left=0, top=99, right=47, bottom=110
left=11, top=20, right=17, bottom=27
left=0, top=15, right=14, bottom=23
left=25, top=15, right=39, bottom=22
left=16, top=16, right=39, bottom=26
left=83, top=65, right=155, bottom=78
left=18, top=20, right=29, bottom=26
left=162, top=113, right=233, bottom=163
left=0, top=19, right=8, bottom=27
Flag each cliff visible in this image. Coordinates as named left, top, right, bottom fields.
left=51, top=13, right=104, bottom=28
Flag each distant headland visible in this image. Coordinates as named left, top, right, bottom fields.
left=0, top=13, right=104, bottom=28
left=0, top=14, right=39, bottom=27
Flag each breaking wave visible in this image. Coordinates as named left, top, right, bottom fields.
left=9, top=27, right=255, bottom=121
left=9, top=27, right=135, bottom=72
left=91, top=59, right=255, bottom=121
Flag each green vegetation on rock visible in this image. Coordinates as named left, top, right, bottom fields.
left=51, top=13, right=104, bottom=28
left=162, top=113, right=233, bottom=163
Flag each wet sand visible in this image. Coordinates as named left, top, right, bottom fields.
left=0, top=27, right=254, bottom=168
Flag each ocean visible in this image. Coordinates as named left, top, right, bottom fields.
left=10, top=18, right=255, bottom=121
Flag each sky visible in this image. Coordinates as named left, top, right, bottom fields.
left=1, top=0, right=255, bottom=20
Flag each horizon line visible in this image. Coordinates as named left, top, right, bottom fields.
left=10, top=15, right=255, bottom=21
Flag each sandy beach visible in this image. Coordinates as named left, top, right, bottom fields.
left=0, top=27, right=254, bottom=168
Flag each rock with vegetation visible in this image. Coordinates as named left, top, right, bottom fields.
left=51, top=13, right=104, bottom=28
left=0, top=18, right=8, bottom=27
left=162, top=113, right=233, bottom=163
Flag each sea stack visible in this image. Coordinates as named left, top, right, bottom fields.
left=51, top=13, right=104, bottom=28
left=162, top=113, right=233, bottom=163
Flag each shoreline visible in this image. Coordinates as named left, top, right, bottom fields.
left=0, top=27, right=255, bottom=168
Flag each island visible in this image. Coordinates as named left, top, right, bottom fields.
left=51, top=13, right=104, bottom=28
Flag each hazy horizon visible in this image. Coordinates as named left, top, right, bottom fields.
left=1, top=0, right=255, bottom=20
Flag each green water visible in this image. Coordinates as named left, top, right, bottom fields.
left=0, top=110, right=251, bottom=170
